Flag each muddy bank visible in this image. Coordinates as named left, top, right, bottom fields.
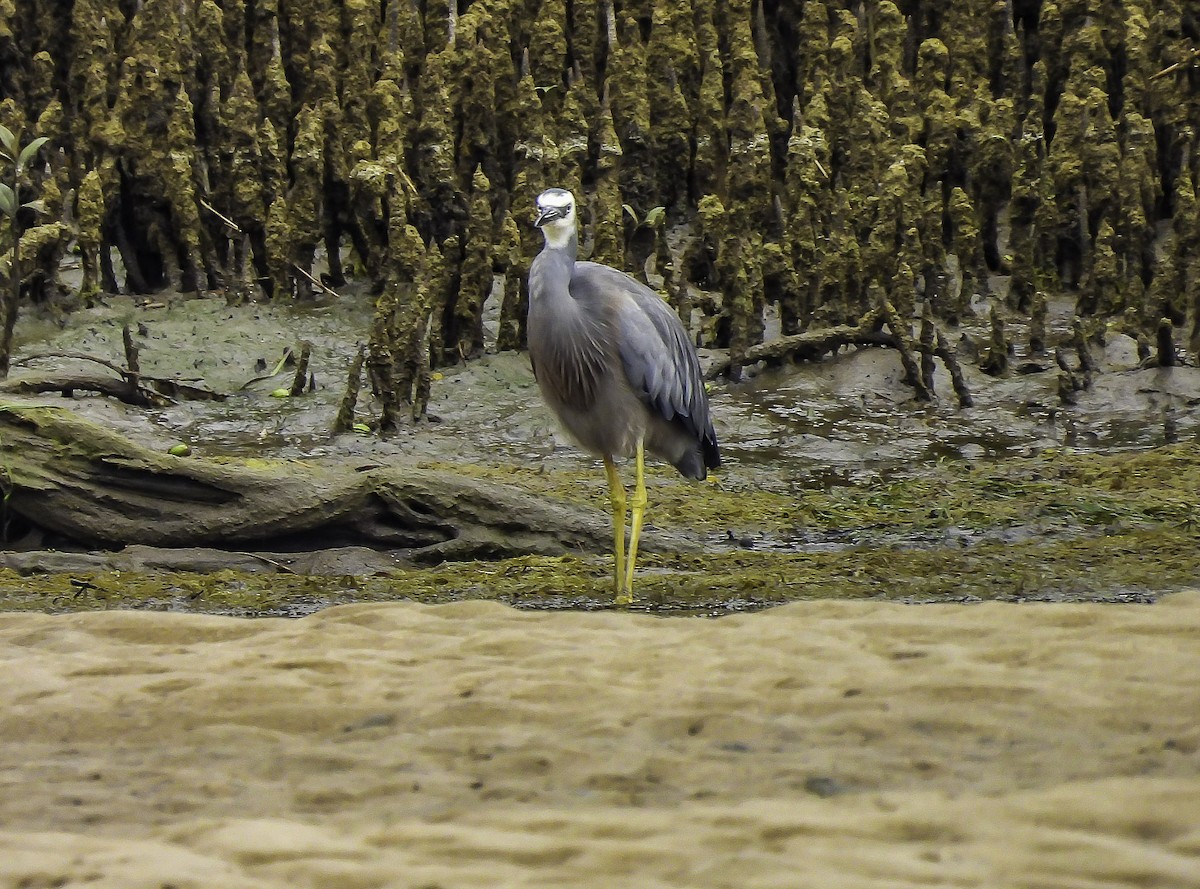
left=10, top=291, right=1200, bottom=478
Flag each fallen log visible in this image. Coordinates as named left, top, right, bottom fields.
left=0, top=402, right=672, bottom=566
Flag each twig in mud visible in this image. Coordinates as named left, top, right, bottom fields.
left=16, top=350, right=133, bottom=378
left=199, top=199, right=242, bottom=234
left=291, top=263, right=339, bottom=298
left=8, top=350, right=224, bottom=403
left=230, top=551, right=298, bottom=574
left=237, top=348, right=294, bottom=391
left=1151, top=48, right=1200, bottom=80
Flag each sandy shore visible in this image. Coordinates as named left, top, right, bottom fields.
left=1, top=594, right=1198, bottom=888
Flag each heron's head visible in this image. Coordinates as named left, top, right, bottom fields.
left=535, top=188, right=577, bottom=249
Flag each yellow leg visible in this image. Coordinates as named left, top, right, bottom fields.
left=623, top=440, right=647, bottom=602
left=603, top=458, right=629, bottom=604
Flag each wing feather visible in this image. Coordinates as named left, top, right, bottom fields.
left=570, top=262, right=715, bottom=450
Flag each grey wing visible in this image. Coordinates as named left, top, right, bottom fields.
left=572, top=262, right=714, bottom=444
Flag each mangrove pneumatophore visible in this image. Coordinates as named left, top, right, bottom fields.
left=0, top=0, right=1196, bottom=406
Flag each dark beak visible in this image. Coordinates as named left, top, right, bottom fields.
left=535, top=206, right=564, bottom=227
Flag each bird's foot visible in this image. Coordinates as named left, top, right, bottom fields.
left=613, top=588, right=633, bottom=607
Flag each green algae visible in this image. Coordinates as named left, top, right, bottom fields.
left=4, top=443, right=1195, bottom=617
left=0, top=521, right=1192, bottom=616
left=416, top=443, right=1200, bottom=543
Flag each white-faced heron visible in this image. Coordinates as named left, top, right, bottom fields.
left=527, top=187, right=720, bottom=604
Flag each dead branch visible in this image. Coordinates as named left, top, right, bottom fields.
left=706, top=307, right=973, bottom=407
left=7, top=350, right=225, bottom=403
left=199, top=198, right=242, bottom=234
left=291, top=263, right=339, bottom=298
left=705, top=308, right=888, bottom=378
left=1151, top=48, right=1200, bottom=80
left=0, top=371, right=174, bottom=407
left=15, top=350, right=133, bottom=378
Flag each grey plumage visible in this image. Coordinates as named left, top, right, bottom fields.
left=526, top=187, right=719, bottom=603
left=527, top=189, right=719, bottom=479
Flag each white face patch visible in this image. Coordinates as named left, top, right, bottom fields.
left=537, top=188, right=575, bottom=213
left=536, top=188, right=577, bottom=249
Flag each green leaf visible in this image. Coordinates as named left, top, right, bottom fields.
left=0, top=124, right=15, bottom=158
left=621, top=203, right=638, bottom=223
left=269, top=349, right=293, bottom=376
left=20, top=198, right=46, bottom=215
left=644, top=206, right=666, bottom=227
left=17, top=136, right=49, bottom=171
left=0, top=184, right=14, bottom=217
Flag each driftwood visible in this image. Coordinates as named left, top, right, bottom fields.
left=0, top=403, right=662, bottom=566
left=0, top=371, right=175, bottom=407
